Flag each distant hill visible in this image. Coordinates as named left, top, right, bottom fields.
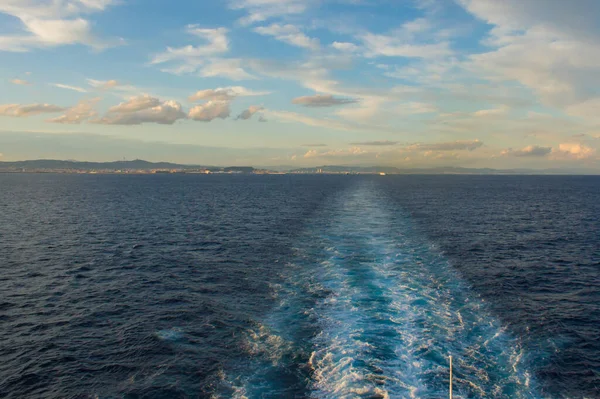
left=0, top=159, right=206, bottom=170
left=290, top=165, right=591, bottom=175
left=0, top=160, right=595, bottom=174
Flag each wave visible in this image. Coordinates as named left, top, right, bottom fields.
left=216, top=181, right=539, bottom=398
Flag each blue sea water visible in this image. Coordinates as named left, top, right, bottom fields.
left=0, top=174, right=598, bottom=398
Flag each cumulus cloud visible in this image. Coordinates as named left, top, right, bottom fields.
left=254, top=24, right=320, bottom=50
left=190, top=89, right=236, bottom=102
left=108, top=95, right=161, bottom=114
left=407, top=140, right=483, bottom=152
left=51, top=83, right=87, bottom=93
left=552, top=143, right=596, bottom=160
left=0, top=103, right=65, bottom=117
left=236, top=105, right=264, bottom=120
left=188, top=101, right=231, bottom=122
left=97, top=98, right=186, bottom=125
left=350, top=140, right=398, bottom=146
left=10, top=78, right=30, bottom=85
left=292, top=94, right=358, bottom=107
left=303, top=149, right=319, bottom=158
left=501, top=145, right=552, bottom=157
left=189, top=86, right=270, bottom=102
left=47, top=98, right=100, bottom=124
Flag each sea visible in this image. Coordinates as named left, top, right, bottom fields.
left=0, top=174, right=598, bottom=399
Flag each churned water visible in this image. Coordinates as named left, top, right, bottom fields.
left=0, top=174, right=598, bottom=398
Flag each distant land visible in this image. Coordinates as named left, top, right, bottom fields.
left=0, top=159, right=256, bottom=174
left=289, top=165, right=598, bottom=175
left=0, top=159, right=598, bottom=175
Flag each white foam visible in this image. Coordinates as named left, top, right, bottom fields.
left=215, top=182, right=540, bottom=398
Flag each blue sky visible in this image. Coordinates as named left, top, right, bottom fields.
left=1, top=0, right=600, bottom=169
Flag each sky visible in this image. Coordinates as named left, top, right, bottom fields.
left=1, top=0, right=600, bottom=169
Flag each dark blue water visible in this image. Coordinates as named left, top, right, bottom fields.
left=0, top=175, right=598, bottom=398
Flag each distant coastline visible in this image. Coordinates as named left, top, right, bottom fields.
left=0, top=159, right=597, bottom=175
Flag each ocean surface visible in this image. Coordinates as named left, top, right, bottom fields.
left=0, top=174, right=598, bottom=399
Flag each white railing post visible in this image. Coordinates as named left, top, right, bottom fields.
left=449, top=355, right=453, bottom=399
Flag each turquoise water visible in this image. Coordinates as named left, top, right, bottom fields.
left=215, top=181, right=538, bottom=398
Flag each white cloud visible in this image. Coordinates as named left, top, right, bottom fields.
left=47, top=97, right=99, bottom=124
left=151, top=26, right=229, bottom=64
left=459, top=0, right=600, bottom=116
left=87, top=79, right=119, bottom=90
left=189, top=86, right=270, bottom=102
left=292, top=94, right=358, bottom=107
left=552, top=143, right=596, bottom=160
left=248, top=58, right=335, bottom=90
left=0, top=103, right=65, bottom=117
left=303, top=149, right=319, bottom=158
left=10, top=78, right=30, bottom=85
left=331, top=41, right=359, bottom=52
left=254, top=24, right=320, bottom=50
left=335, top=97, right=385, bottom=123
left=51, top=83, right=88, bottom=93
left=360, top=32, right=452, bottom=58
left=0, top=0, right=120, bottom=52
left=151, top=26, right=253, bottom=80
left=469, top=32, right=600, bottom=108
left=97, top=97, right=186, bottom=125
left=358, top=18, right=453, bottom=59
left=457, top=0, right=600, bottom=42
left=229, top=0, right=309, bottom=25
left=108, top=95, right=161, bottom=114
left=188, top=101, right=231, bottom=122
left=0, top=0, right=116, bottom=19
left=197, top=58, right=256, bottom=81
left=406, top=140, right=483, bottom=152
left=236, top=105, right=264, bottom=120
left=501, top=145, right=552, bottom=157
left=86, top=79, right=140, bottom=97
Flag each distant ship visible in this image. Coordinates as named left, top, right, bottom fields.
left=379, top=172, right=386, bottom=176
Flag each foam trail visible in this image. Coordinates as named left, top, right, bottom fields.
left=216, top=182, right=540, bottom=398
